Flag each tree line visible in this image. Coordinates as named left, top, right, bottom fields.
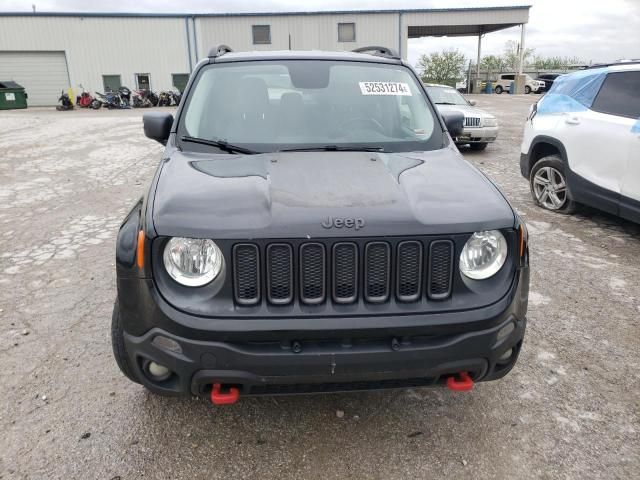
left=416, top=41, right=584, bottom=86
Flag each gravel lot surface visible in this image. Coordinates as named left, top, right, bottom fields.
left=1, top=96, right=638, bottom=480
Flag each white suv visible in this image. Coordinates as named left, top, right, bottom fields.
left=494, top=74, right=545, bottom=94
left=520, top=63, right=640, bottom=223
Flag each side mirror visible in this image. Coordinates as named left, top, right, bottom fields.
left=440, top=111, right=464, bottom=138
left=143, top=112, right=173, bottom=145
left=468, top=99, right=476, bottom=106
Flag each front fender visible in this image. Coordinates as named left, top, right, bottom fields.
left=116, top=198, right=144, bottom=279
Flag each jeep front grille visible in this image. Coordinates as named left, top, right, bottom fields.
left=464, top=117, right=481, bottom=127
left=333, top=242, right=358, bottom=303
left=232, top=239, right=455, bottom=306
left=396, top=241, right=423, bottom=302
left=266, top=243, right=293, bottom=304
left=299, top=242, right=326, bottom=304
left=232, top=244, right=260, bottom=305
left=428, top=240, right=454, bottom=299
left=364, top=242, right=390, bottom=303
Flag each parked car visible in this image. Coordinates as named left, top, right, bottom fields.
left=535, top=73, right=562, bottom=92
left=520, top=62, right=640, bottom=222
left=494, top=73, right=545, bottom=94
left=425, top=83, right=499, bottom=150
left=112, top=45, right=529, bottom=403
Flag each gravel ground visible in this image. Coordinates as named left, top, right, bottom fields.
left=1, top=97, right=638, bottom=480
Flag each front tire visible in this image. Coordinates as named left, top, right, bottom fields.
left=495, top=85, right=504, bottom=94
left=111, top=301, right=139, bottom=383
left=529, top=155, right=576, bottom=214
left=470, top=143, right=488, bottom=151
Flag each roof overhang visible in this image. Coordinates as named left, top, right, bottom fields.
left=408, top=22, right=523, bottom=38
left=403, top=6, right=529, bottom=39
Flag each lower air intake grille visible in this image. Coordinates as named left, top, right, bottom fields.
left=248, top=376, right=438, bottom=395
left=428, top=240, right=454, bottom=300
left=233, top=244, right=260, bottom=305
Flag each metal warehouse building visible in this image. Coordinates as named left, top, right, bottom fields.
left=0, top=6, right=529, bottom=106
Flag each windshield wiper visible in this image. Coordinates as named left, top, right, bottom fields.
left=278, top=145, right=386, bottom=153
left=435, top=102, right=460, bottom=105
left=181, top=135, right=257, bottom=154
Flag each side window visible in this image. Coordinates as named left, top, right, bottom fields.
left=591, top=71, right=640, bottom=119
left=502, top=74, right=515, bottom=81
left=338, top=23, right=356, bottom=42
left=252, top=25, right=271, bottom=45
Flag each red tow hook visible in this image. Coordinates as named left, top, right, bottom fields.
left=211, top=383, right=240, bottom=405
left=446, top=372, right=474, bottom=392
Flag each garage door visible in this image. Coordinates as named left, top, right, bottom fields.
left=0, top=51, right=70, bottom=107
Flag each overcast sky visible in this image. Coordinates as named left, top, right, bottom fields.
left=3, top=0, right=639, bottom=65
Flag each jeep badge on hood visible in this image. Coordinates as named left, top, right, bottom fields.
left=321, top=216, right=365, bottom=230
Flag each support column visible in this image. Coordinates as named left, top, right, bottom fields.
left=515, top=23, right=527, bottom=94
left=476, top=33, right=482, bottom=77
left=473, top=33, right=483, bottom=93
left=518, top=23, right=526, bottom=74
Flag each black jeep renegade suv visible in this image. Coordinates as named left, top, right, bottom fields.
left=112, top=46, right=529, bottom=403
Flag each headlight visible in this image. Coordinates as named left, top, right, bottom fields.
left=163, top=237, right=223, bottom=287
left=483, top=116, right=498, bottom=127
left=459, top=230, right=507, bottom=280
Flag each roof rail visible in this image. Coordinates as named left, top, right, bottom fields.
left=352, top=46, right=400, bottom=59
left=584, top=60, right=640, bottom=69
left=208, top=44, right=233, bottom=58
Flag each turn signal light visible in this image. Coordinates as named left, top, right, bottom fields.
left=136, top=230, right=145, bottom=269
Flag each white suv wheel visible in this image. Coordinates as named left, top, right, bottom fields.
left=533, top=167, right=567, bottom=209
left=529, top=155, right=576, bottom=214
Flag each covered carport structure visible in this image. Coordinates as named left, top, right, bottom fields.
left=398, top=6, right=531, bottom=92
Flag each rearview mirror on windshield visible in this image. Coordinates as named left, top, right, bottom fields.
left=143, top=112, right=174, bottom=145
left=440, top=111, right=464, bottom=138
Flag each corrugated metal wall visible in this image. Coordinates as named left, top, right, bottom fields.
left=0, top=15, right=189, bottom=101
left=194, top=13, right=399, bottom=61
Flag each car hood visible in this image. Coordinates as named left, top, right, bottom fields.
left=435, top=104, right=493, bottom=118
left=152, top=146, right=514, bottom=239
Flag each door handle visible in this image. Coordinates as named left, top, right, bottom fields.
left=564, top=116, right=580, bottom=125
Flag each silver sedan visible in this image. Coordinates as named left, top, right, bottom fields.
left=426, top=84, right=499, bottom=151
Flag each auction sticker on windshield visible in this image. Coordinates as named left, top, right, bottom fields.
left=359, top=82, right=412, bottom=96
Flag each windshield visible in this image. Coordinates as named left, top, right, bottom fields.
left=179, top=60, right=442, bottom=153
left=426, top=86, right=469, bottom=106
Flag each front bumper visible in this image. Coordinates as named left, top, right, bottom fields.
left=120, top=270, right=528, bottom=397
left=455, top=126, right=498, bottom=144
left=126, top=315, right=525, bottom=396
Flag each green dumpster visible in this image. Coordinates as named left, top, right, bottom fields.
left=0, top=81, right=28, bottom=110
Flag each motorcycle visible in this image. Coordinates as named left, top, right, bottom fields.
left=132, top=89, right=153, bottom=108
left=91, top=88, right=130, bottom=109
left=118, top=86, right=132, bottom=108
left=76, top=84, right=94, bottom=108
left=158, top=90, right=173, bottom=107
left=146, top=89, right=159, bottom=107
left=132, top=89, right=158, bottom=108
left=56, top=90, right=74, bottom=111
left=170, top=91, right=182, bottom=106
